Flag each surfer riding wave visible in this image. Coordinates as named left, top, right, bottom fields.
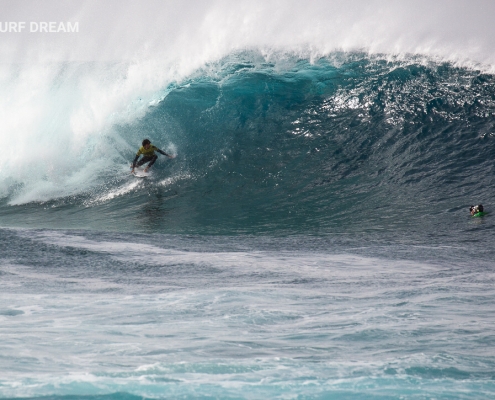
left=131, top=139, right=175, bottom=174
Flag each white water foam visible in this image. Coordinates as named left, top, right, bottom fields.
left=2, top=229, right=495, bottom=398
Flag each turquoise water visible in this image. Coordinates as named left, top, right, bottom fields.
left=1, top=43, right=495, bottom=400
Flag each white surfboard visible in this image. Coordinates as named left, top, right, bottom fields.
left=132, top=167, right=151, bottom=178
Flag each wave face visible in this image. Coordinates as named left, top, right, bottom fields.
left=1, top=53, right=495, bottom=236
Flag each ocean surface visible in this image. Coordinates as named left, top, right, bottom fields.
left=1, top=4, right=495, bottom=398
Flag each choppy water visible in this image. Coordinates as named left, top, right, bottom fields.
left=1, top=229, right=495, bottom=399
left=1, top=3, right=495, bottom=398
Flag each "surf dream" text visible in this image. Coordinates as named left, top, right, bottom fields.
left=0, top=22, right=79, bottom=33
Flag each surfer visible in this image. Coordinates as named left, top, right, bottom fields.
left=470, top=204, right=484, bottom=216
left=131, top=139, right=174, bottom=173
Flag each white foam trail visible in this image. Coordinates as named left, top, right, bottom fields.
left=27, top=230, right=435, bottom=276
left=86, top=179, right=142, bottom=205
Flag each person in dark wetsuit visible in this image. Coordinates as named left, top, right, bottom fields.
left=131, top=139, right=174, bottom=173
left=470, top=204, right=484, bottom=216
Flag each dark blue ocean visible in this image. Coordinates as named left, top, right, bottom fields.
left=1, top=50, right=495, bottom=399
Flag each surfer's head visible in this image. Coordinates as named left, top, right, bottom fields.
left=470, top=204, right=483, bottom=215
left=142, top=139, right=151, bottom=149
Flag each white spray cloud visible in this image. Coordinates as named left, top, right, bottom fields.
left=1, top=0, right=495, bottom=66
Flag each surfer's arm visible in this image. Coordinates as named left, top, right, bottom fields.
left=156, top=148, right=174, bottom=158
left=131, top=154, right=140, bottom=168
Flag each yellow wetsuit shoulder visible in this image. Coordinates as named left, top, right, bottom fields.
left=136, top=145, right=158, bottom=157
